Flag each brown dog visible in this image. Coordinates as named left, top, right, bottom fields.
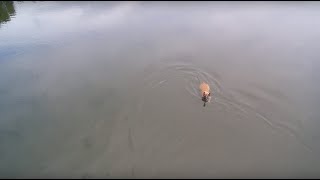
left=200, top=82, right=211, bottom=106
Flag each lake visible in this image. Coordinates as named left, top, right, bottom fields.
left=0, top=1, right=320, bottom=178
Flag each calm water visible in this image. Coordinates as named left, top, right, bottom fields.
left=1, top=1, right=320, bottom=178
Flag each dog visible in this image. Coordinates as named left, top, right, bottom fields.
left=200, top=82, right=211, bottom=107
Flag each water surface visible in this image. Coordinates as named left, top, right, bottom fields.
left=1, top=1, right=320, bottom=178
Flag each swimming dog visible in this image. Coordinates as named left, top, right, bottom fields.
left=200, top=82, right=211, bottom=107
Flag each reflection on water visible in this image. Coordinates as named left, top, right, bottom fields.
left=0, top=1, right=15, bottom=27
left=1, top=1, right=320, bottom=178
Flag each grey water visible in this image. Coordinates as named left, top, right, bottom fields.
left=1, top=1, right=320, bottom=178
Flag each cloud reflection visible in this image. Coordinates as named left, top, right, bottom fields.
left=0, top=1, right=138, bottom=46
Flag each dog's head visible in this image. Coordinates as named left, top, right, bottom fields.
left=202, top=92, right=211, bottom=103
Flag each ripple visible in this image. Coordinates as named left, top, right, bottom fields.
left=139, top=61, right=231, bottom=106
left=129, top=60, right=312, bottom=153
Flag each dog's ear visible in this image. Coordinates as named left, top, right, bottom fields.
left=208, top=93, right=211, bottom=96
left=203, top=92, right=205, bottom=96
